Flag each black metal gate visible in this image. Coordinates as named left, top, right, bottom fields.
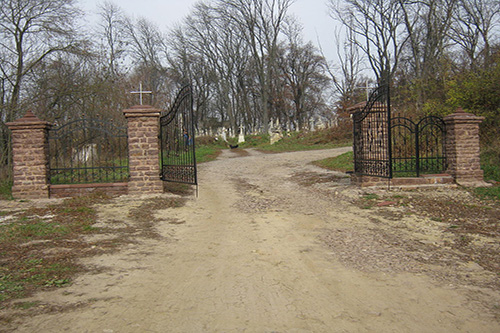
left=160, top=85, right=197, bottom=185
left=48, top=118, right=128, bottom=184
left=391, top=115, right=446, bottom=177
left=352, top=85, right=392, bottom=178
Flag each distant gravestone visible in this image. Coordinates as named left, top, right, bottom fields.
left=238, top=125, right=245, bottom=143
left=221, top=127, right=227, bottom=142
left=72, top=143, right=97, bottom=164
left=270, top=119, right=283, bottom=145
left=270, top=131, right=283, bottom=145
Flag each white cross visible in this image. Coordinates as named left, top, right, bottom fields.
left=130, top=82, right=153, bottom=105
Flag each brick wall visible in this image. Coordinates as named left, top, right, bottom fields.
left=7, top=105, right=165, bottom=200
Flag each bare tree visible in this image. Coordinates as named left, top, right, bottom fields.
left=96, top=1, right=127, bottom=77
left=397, top=0, right=457, bottom=111
left=0, top=0, right=81, bottom=172
left=329, top=0, right=407, bottom=85
left=123, top=16, right=170, bottom=103
left=280, top=20, right=330, bottom=129
left=0, top=0, right=81, bottom=119
left=451, top=0, right=500, bottom=68
left=324, top=22, right=365, bottom=110
left=222, top=0, right=295, bottom=132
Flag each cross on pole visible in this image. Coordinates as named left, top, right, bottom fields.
left=130, top=82, right=153, bottom=105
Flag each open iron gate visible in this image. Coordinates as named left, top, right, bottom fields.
left=160, top=85, right=197, bottom=185
left=352, top=85, right=392, bottom=178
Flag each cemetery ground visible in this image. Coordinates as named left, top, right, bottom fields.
left=0, top=146, right=500, bottom=331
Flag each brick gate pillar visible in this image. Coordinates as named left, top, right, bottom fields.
left=6, top=111, right=52, bottom=199
left=123, top=105, right=163, bottom=195
left=444, top=108, right=487, bottom=187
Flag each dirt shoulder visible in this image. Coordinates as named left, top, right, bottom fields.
left=1, top=147, right=500, bottom=332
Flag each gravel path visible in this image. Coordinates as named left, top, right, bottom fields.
left=9, top=147, right=500, bottom=332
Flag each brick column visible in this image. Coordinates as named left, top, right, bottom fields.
left=123, top=105, right=163, bottom=195
left=444, top=108, right=487, bottom=187
left=6, top=111, right=52, bottom=199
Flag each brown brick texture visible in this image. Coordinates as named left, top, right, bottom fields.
left=123, top=105, right=163, bottom=195
left=6, top=111, right=51, bottom=199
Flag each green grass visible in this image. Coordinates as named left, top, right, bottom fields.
left=194, top=129, right=351, bottom=162
left=0, top=256, right=76, bottom=302
left=0, top=193, right=107, bottom=303
left=256, top=130, right=351, bottom=153
left=239, top=134, right=271, bottom=148
left=0, top=221, right=70, bottom=243
left=0, top=179, right=13, bottom=200
left=195, top=145, right=222, bottom=163
left=473, top=146, right=500, bottom=201
left=475, top=186, right=500, bottom=201
left=392, top=157, right=447, bottom=177
left=50, top=166, right=129, bottom=185
left=312, top=151, right=354, bottom=172
left=481, top=148, right=500, bottom=183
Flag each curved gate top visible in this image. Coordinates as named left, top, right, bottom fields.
left=391, top=115, right=446, bottom=177
left=352, top=85, right=392, bottom=178
left=160, top=85, right=197, bottom=185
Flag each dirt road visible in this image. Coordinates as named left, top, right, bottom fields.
left=9, top=148, right=500, bottom=332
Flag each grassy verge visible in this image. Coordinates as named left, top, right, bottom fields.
left=312, top=151, right=353, bottom=172
left=256, top=129, right=351, bottom=153
left=0, top=194, right=107, bottom=304
left=0, top=193, right=185, bottom=308
left=475, top=148, right=500, bottom=201
left=195, top=128, right=352, bottom=160
left=195, top=145, right=222, bottom=163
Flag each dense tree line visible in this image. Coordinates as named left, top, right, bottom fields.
left=0, top=0, right=499, bottom=179
left=329, top=0, right=499, bottom=120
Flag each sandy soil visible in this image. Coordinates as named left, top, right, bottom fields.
left=6, top=147, right=500, bottom=332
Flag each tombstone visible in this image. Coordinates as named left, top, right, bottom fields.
left=270, top=131, right=283, bottom=145
left=316, top=118, right=327, bottom=130
left=270, top=119, right=283, bottom=145
left=72, top=143, right=97, bottom=164
left=309, top=118, right=316, bottom=132
left=221, top=127, right=227, bottom=142
left=238, top=124, right=245, bottom=143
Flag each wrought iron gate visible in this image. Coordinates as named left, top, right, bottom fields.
left=160, top=85, right=197, bottom=185
left=352, top=85, right=392, bottom=178
left=391, top=115, right=446, bottom=177
left=48, top=118, right=129, bottom=184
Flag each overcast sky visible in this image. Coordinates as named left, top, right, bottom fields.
left=79, top=0, right=340, bottom=61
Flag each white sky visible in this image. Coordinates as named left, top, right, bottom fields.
left=79, top=0, right=340, bottom=62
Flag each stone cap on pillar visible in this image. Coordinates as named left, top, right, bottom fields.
left=444, top=107, right=485, bottom=124
left=6, top=110, right=52, bottom=130
left=123, top=105, right=161, bottom=118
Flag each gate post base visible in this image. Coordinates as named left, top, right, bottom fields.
left=123, top=105, right=163, bottom=195
left=351, top=174, right=388, bottom=187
